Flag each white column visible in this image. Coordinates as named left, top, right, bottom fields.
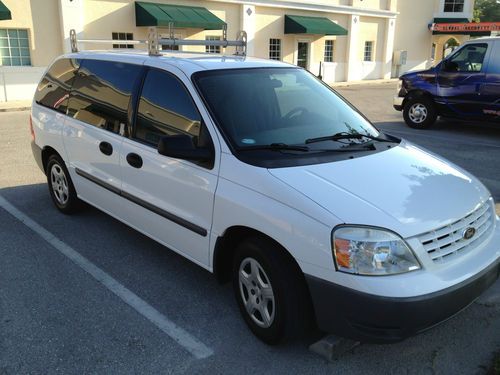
left=345, top=14, right=360, bottom=81
left=58, top=0, right=84, bottom=53
left=382, top=17, right=396, bottom=79
left=241, top=4, right=256, bottom=57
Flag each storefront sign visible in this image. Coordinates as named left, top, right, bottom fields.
left=430, top=22, right=500, bottom=33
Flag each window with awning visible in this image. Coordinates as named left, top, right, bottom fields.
left=284, top=15, right=348, bottom=35
left=0, top=1, right=12, bottom=20
left=135, top=1, right=226, bottom=30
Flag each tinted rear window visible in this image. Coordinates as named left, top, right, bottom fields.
left=34, top=58, right=80, bottom=114
left=67, top=59, right=142, bottom=134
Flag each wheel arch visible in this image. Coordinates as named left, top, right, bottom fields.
left=213, top=225, right=304, bottom=285
left=403, top=89, right=434, bottom=107
left=403, top=89, right=435, bottom=108
left=41, top=145, right=64, bottom=174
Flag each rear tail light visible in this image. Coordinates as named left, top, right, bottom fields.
left=29, top=115, right=35, bottom=141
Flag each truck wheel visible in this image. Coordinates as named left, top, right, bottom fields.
left=232, top=236, right=312, bottom=344
left=403, top=97, right=437, bottom=129
left=46, top=154, right=82, bottom=214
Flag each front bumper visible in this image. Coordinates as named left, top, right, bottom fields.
left=306, top=259, right=500, bottom=343
left=393, top=96, right=404, bottom=111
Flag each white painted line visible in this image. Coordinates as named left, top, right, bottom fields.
left=0, top=195, right=214, bottom=360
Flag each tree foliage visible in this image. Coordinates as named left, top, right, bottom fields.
left=473, top=0, right=500, bottom=22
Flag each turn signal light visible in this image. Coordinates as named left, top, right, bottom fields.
left=334, top=238, right=351, bottom=268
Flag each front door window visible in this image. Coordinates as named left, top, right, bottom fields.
left=297, top=42, right=309, bottom=69
left=443, top=43, right=488, bottom=73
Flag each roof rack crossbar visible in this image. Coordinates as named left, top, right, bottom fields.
left=69, top=27, right=247, bottom=56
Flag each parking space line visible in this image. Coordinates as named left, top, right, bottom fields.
left=0, top=195, right=214, bottom=360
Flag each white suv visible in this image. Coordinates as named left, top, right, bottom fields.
left=31, top=50, right=500, bottom=344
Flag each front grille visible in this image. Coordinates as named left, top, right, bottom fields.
left=417, top=201, right=494, bottom=264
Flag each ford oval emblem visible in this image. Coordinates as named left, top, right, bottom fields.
left=462, top=227, right=476, bottom=240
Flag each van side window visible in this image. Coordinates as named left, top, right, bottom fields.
left=444, top=44, right=488, bottom=73
left=67, top=60, right=142, bottom=134
left=135, top=69, right=202, bottom=146
left=34, top=58, right=80, bottom=114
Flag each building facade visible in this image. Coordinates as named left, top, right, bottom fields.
left=0, top=0, right=481, bottom=102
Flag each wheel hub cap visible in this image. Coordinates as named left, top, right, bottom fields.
left=238, top=257, right=275, bottom=328
left=50, top=164, right=69, bottom=205
left=409, top=103, right=428, bottom=124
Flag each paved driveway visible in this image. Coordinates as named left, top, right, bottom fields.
left=0, top=83, right=499, bottom=374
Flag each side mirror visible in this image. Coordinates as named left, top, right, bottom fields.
left=158, top=134, right=213, bottom=162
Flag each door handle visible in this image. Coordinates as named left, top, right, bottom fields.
left=99, top=141, right=113, bottom=156
left=126, top=153, right=143, bottom=169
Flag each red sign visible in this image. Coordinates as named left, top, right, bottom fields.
left=430, top=22, right=500, bottom=33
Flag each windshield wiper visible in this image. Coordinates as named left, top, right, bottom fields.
left=237, top=142, right=376, bottom=154
left=237, top=143, right=310, bottom=152
left=305, top=132, right=392, bottom=145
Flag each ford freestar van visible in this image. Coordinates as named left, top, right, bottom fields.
left=31, top=48, right=500, bottom=344
left=394, top=36, right=500, bottom=128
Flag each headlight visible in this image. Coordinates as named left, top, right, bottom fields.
left=332, top=226, right=421, bottom=276
left=396, top=79, right=403, bottom=93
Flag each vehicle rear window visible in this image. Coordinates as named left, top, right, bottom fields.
left=34, top=58, right=80, bottom=114
left=134, top=69, right=202, bottom=146
left=67, top=59, right=142, bottom=134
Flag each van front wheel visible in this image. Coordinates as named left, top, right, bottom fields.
left=232, top=237, right=311, bottom=344
left=403, top=97, right=437, bottom=129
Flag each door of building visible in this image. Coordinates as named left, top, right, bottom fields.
left=297, top=42, right=309, bottom=69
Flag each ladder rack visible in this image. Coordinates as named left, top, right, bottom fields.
left=69, top=25, right=247, bottom=56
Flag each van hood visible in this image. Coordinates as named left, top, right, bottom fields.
left=268, top=141, right=490, bottom=238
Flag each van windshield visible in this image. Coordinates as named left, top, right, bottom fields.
left=193, top=68, right=379, bottom=149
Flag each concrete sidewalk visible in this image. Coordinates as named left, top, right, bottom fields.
left=329, top=78, right=398, bottom=87
left=0, top=100, right=31, bottom=112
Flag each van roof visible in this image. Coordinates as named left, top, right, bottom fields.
left=63, top=50, right=297, bottom=76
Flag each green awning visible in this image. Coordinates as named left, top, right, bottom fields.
left=135, top=1, right=225, bottom=30
left=284, top=15, right=348, bottom=35
left=0, top=1, right=12, bottom=20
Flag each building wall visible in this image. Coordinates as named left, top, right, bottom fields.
left=0, top=0, right=63, bottom=101
left=355, top=16, right=385, bottom=80
left=393, top=0, right=474, bottom=76
left=5, top=0, right=465, bottom=102
left=81, top=0, right=241, bottom=53
left=352, top=0, right=389, bottom=11
left=253, top=6, right=350, bottom=81
left=393, top=0, right=435, bottom=75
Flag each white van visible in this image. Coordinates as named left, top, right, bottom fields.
left=30, top=34, right=499, bottom=344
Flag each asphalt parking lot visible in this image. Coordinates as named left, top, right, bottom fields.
left=1, top=82, right=499, bottom=374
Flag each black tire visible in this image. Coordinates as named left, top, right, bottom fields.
left=46, top=154, right=82, bottom=214
left=232, top=236, right=312, bottom=344
left=403, top=96, right=437, bottom=129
